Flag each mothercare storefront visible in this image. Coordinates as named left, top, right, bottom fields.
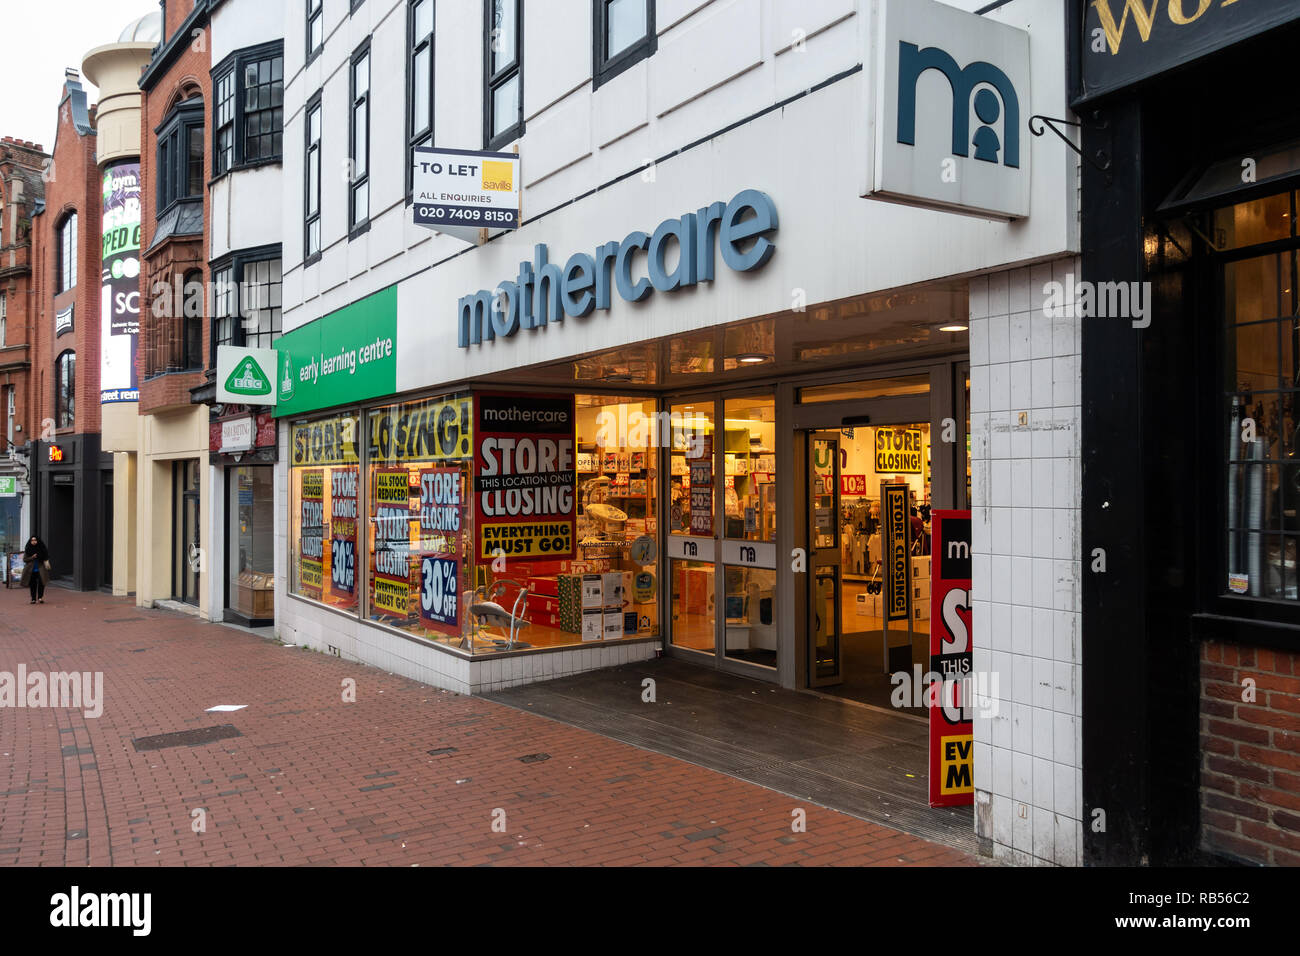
left=276, top=0, right=1077, bottom=700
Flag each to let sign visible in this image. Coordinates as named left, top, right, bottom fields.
left=412, top=147, right=520, bottom=240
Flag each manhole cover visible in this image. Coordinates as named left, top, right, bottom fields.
left=132, top=725, right=243, bottom=752
left=518, top=753, right=551, bottom=764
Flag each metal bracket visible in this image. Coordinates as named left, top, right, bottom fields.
left=1030, top=113, right=1112, bottom=180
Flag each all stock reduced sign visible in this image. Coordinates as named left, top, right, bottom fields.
left=474, top=393, right=575, bottom=562
left=929, top=509, right=974, bottom=807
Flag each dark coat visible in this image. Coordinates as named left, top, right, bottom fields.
left=20, top=539, right=50, bottom=587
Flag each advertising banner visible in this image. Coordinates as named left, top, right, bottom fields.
left=875, top=427, right=924, bottom=474
left=688, top=435, right=714, bottom=536
left=474, top=392, right=575, bottom=561
left=881, top=482, right=912, bottom=623
left=418, top=465, right=463, bottom=636
left=841, top=474, right=867, bottom=496
left=291, top=414, right=360, bottom=467
left=372, top=468, right=414, bottom=619
left=299, top=470, right=325, bottom=599
left=412, top=146, right=520, bottom=237
left=329, top=466, right=359, bottom=600
left=275, top=285, right=397, bottom=417
left=368, top=395, right=472, bottom=463
left=100, top=161, right=141, bottom=403
left=929, top=509, right=974, bottom=807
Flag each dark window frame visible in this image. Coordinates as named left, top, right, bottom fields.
left=307, top=0, right=324, bottom=64
left=56, top=211, right=77, bottom=294
left=212, top=41, right=285, bottom=177
left=593, top=0, right=656, bottom=91
left=181, top=268, right=204, bottom=371
left=304, top=90, right=324, bottom=265
left=483, top=0, right=524, bottom=151
left=405, top=0, right=435, bottom=199
left=54, top=349, right=75, bottom=430
left=349, top=37, right=372, bottom=237
left=210, top=244, right=284, bottom=361
left=155, top=97, right=205, bottom=219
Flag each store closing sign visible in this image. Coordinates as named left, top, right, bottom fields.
left=882, top=482, right=912, bottom=623
left=299, top=470, right=325, bottom=600
left=475, top=393, right=576, bottom=561
left=330, top=467, right=358, bottom=598
left=875, top=427, right=923, bottom=474
left=929, top=510, right=974, bottom=807
left=419, top=466, right=463, bottom=636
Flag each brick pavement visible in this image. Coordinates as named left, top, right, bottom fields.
left=0, top=588, right=976, bottom=866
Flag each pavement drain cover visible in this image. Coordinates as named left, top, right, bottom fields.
left=518, top=753, right=551, bottom=764
left=132, top=725, right=243, bottom=752
left=427, top=747, right=458, bottom=756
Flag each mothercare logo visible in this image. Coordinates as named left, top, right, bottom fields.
left=50, top=886, right=150, bottom=937
left=457, top=188, right=778, bottom=348
left=0, top=666, right=103, bottom=718
left=897, top=44, right=1020, bottom=168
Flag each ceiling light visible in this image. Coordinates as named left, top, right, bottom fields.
left=938, top=324, right=969, bottom=333
left=736, top=352, right=770, bottom=364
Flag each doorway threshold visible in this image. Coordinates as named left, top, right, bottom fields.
left=486, top=657, right=982, bottom=856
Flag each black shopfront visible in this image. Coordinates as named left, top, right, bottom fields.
left=1073, top=0, right=1300, bottom=866
left=31, top=433, right=112, bottom=590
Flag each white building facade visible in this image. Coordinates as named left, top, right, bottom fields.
left=274, top=0, right=1084, bottom=865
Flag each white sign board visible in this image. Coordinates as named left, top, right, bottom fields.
left=220, top=417, right=255, bottom=454
left=216, top=345, right=278, bottom=406
left=867, top=0, right=1031, bottom=221
left=412, top=147, right=520, bottom=242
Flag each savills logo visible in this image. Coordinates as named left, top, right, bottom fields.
left=896, top=42, right=1020, bottom=168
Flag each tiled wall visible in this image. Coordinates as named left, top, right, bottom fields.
left=969, top=259, right=1083, bottom=866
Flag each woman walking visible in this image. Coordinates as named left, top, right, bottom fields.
left=21, top=535, right=49, bottom=604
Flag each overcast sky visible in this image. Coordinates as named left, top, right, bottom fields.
left=0, top=1, right=157, bottom=152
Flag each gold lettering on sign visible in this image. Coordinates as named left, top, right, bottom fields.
left=1092, top=0, right=1242, bottom=55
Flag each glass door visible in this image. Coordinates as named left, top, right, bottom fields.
left=173, top=459, right=201, bottom=605
left=809, top=431, right=842, bottom=686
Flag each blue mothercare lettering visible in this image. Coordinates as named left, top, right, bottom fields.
left=457, top=189, right=778, bottom=348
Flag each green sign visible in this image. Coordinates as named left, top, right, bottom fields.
left=224, top=356, right=272, bottom=397
left=0, top=476, right=17, bottom=497
left=274, top=285, right=398, bottom=417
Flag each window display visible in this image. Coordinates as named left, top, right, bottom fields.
left=366, top=394, right=474, bottom=644
left=724, top=395, right=775, bottom=541
left=288, top=412, right=360, bottom=611
left=669, top=400, right=713, bottom=535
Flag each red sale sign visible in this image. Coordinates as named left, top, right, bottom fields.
left=929, top=510, right=974, bottom=807
left=841, top=474, right=867, bottom=496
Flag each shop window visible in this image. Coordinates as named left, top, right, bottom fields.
left=288, top=411, right=361, bottom=612
left=723, top=395, right=775, bottom=542
left=593, top=0, right=656, bottom=91
left=228, top=466, right=275, bottom=620
left=406, top=0, right=434, bottom=195
left=723, top=566, right=775, bottom=667
left=468, top=394, right=660, bottom=652
left=671, top=559, right=714, bottom=652
left=1223, top=215, right=1300, bottom=602
left=365, top=394, right=475, bottom=645
left=669, top=400, right=714, bottom=535
left=484, top=0, right=523, bottom=149
left=54, top=350, right=75, bottom=429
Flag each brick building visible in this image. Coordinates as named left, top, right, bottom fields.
left=0, top=136, right=48, bottom=556
left=28, top=69, right=113, bottom=589
left=135, top=0, right=213, bottom=613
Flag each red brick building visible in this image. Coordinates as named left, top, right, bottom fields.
left=0, top=136, right=48, bottom=555
left=28, top=69, right=112, bottom=588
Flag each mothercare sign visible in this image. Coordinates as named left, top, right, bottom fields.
left=274, top=285, right=397, bottom=417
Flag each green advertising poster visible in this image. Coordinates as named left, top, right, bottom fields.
left=275, top=285, right=398, bottom=417
left=0, top=476, right=17, bottom=496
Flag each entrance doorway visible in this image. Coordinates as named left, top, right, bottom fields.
left=172, top=459, right=200, bottom=605
left=806, top=423, right=932, bottom=710
left=226, top=465, right=275, bottom=624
